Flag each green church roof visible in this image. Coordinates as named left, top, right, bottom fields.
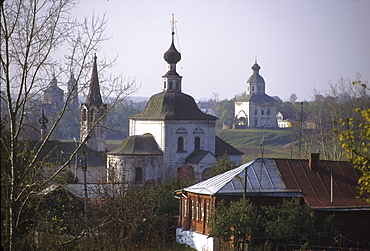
left=108, top=134, right=163, bottom=155
left=129, top=91, right=217, bottom=121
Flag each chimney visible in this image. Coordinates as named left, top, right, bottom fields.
left=308, top=153, right=320, bottom=170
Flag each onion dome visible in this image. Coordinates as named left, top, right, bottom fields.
left=247, top=61, right=265, bottom=84
left=163, top=34, right=181, bottom=64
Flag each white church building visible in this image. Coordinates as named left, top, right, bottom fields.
left=234, top=60, right=278, bottom=128
left=106, top=25, right=243, bottom=186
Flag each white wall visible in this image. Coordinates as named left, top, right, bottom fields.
left=176, top=228, right=219, bottom=251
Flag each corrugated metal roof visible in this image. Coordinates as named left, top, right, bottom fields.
left=274, top=159, right=370, bottom=209
left=183, top=158, right=298, bottom=196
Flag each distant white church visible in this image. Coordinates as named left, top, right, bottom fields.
left=234, top=60, right=278, bottom=128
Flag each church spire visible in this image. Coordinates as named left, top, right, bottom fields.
left=86, top=54, right=103, bottom=107
left=39, top=105, right=49, bottom=140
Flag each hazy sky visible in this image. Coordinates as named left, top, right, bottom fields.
left=73, top=0, right=370, bottom=102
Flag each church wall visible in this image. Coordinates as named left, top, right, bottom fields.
left=164, top=120, right=216, bottom=179
left=129, top=120, right=165, bottom=149
left=107, top=154, right=164, bottom=185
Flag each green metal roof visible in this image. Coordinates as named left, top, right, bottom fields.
left=129, top=91, right=217, bottom=121
left=237, top=93, right=277, bottom=104
left=108, top=134, right=163, bottom=155
left=215, top=136, right=244, bottom=156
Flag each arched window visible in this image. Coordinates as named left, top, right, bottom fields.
left=135, top=168, right=142, bottom=182
left=254, top=108, right=258, bottom=115
left=195, top=137, right=201, bottom=151
left=82, top=108, right=87, bottom=121
left=178, top=136, right=184, bottom=152
left=252, top=86, right=255, bottom=92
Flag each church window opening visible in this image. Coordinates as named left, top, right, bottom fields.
left=168, top=81, right=173, bottom=89
left=254, top=118, right=258, bottom=127
left=261, top=109, right=264, bottom=115
left=164, top=80, right=167, bottom=89
left=195, top=137, right=201, bottom=151
left=258, top=86, right=261, bottom=91
left=135, top=167, right=142, bottom=182
left=177, top=137, right=184, bottom=152
left=254, top=108, right=258, bottom=115
left=82, top=108, right=87, bottom=121
left=267, top=109, right=270, bottom=115
left=252, top=86, right=255, bottom=92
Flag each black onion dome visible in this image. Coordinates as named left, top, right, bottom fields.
left=163, top=37, right=181, bottom=64
left=129, top=91, right=217, bottom=121
left=251, top=63, right=261, bottom=71
left=247, top=62, right=265, bottom=83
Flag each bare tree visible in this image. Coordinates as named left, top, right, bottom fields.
left=1, top=1, right=137, bottom=250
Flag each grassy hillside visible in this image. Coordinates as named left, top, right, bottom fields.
left=108, top=128, right=317, bottom=163
left=216, top=128, right=303, bottom=162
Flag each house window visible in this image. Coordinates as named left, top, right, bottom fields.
left=177, top=137, right=184, bottom=152
left=135, top=168, right=142, bottom=182
left=206, top=203, right=210, bottom=223
left=191, top=200, right=195, bottom=219
left=195, top=137, right=201, bottom=151
left=196, top=201, right=199, bottom=220
left=184, top=198, right=187, bottom=217
left=200, top=202, right=204, bottom=221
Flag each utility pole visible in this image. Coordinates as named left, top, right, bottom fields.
left=81, top=151, right=88, bottom=218
left=298, top=102, right=303, bottom=159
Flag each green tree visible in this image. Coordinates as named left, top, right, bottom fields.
left=1, top=1, right=136, bottom=249
left=263, top=198, right=333, bottom=245
left=214, top=98, right=236, bottom=129
left=205, top=154, right=237, bottom=178
left=209, top=199, right=262, bottom=249
left=339, top=107, right=370, bottom=204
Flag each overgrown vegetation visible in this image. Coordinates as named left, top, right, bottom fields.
left=209, top=198, right=334, bottom=250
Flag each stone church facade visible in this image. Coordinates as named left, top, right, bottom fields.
left=235, top=61, right=278, bottom=128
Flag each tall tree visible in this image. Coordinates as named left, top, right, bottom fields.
left=0, top=1, right=136, bottom=249
left=339, top=81, right=370, bottom=204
